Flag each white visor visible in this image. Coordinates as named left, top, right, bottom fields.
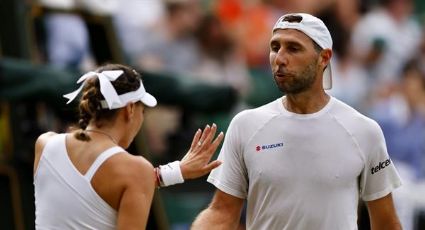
left=99, top=80, right=157, bottom=109
left=64, top=70, right=157, bottom=109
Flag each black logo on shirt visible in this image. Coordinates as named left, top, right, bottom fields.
left=371, top=158, right=391, bottom=175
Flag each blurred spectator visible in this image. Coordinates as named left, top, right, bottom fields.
left=112, top=0, right=165, bottom=64
left=314, top=5, right=362, bottom=92
left=328, top=31, right=369, bottom=112
left=351, top=0, right=422, bottom=85
left=38, top=0, right=119, bottom=71
left=332, top=0, right=361, bottom=30
left=317, top=0, right=361, bottom=59
left=369, top=59, right=425, bottom=229
left=370, top=60, right=425, bottom=180
left=214, top=0, right=280, bottom=69
left=136, top=0, right=202, bottom=76
left=317, top=2, right=368, bottom=111
left=192, top=14, right=251, bottom=98
left=133, top=0, right=203, bottom=157
left=43, top=13, right=91, bottom=70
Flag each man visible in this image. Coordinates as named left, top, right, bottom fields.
left=192, top=13, right=402, bottom=229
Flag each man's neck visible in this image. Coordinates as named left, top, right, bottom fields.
left=283, top=90, right=330, bottom=114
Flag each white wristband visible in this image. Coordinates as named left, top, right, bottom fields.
left=159, top=161, right=184, bottom=187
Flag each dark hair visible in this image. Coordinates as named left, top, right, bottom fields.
left=282, top=15, right=303, bottom=23
left=312, top=41, right=323, bottom=53
left=74, top=63, right=142, bottom=141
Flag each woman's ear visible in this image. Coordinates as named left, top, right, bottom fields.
left=124, top=103, right=135, bottom=121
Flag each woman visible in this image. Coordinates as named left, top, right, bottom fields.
left=33, top=63, right=223, bottom=229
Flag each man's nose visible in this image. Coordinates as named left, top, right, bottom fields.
left=275, top=49, right=288, bottom=66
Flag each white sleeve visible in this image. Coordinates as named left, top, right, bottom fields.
left=359, top=123, right=402, bottom=201
left=207, top=116, right=248, bottom=199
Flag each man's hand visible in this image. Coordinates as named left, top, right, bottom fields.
left=180, top=123, right=224, bottom=179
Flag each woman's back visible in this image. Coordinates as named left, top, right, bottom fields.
left=34, top=132, right=156, bottom=229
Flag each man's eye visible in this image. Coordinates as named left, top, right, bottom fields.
left=271, top=45, right=280, bottom=52
left=287, top=46, right=300, bottom=52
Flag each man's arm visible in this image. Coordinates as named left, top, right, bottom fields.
left=366, top=193, right=402, bottom=230
left=192, top=189, right=244, bottom=229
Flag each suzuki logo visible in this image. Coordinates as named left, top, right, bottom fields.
left=256, top=142, right=284, bottom=152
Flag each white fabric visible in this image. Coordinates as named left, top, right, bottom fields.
left=63, top=70, right=157, bottom=109
left=159, top=161, right=184, bottom=186
left=208, top=96, right=402, bottom=230
left=273, top=13, right=333, bottom=89
left=64, top=70, right=124, bottom=108
left=273, top=13, right=332, bottom=49
left=34, top=134, right=125, bottom=230
left=84, top=146, right=124, bottom=180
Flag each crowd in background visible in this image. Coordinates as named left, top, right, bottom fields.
left=1, top=0, right=425, bottom=229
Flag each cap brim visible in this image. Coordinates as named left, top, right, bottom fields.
left=140, top=92, right=157, bottom=107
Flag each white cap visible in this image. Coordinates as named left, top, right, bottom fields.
left=273, top=13, right=333, bottom=89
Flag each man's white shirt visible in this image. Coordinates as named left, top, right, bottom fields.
left=208, top=96, right=402, bottom=230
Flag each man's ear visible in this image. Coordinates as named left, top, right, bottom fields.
left=320, top=49, right=332, bottom=70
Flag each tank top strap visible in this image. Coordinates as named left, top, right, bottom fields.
left=84, top=146, right=125, bottom=181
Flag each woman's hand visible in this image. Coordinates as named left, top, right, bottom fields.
left=180, top=123, right=224, bottom=180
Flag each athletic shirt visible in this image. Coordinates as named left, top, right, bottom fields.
left=34, top=134, right=124, bottom=230
left=208, top=96, right=402, bottom=230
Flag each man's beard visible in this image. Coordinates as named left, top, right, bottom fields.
left=274, top=60, right=318, bottom=94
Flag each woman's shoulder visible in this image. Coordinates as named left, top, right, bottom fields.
left=36, top=131, right=59, bottom=143
left=39, top=131, right=59, bottom=137
left=34, top=131, right=60, bottom=174
left=35, top=131, right=60, bottom=154
left=105, top=153, right=155, bottom=184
